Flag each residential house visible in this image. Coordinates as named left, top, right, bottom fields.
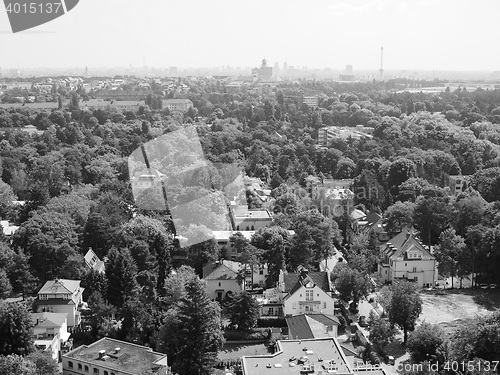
left=230, top=204, right=273, bottom=231
left=286, top=313, right=340, bottom=339
left=62, top=337, right=168, bottom=375
left=202, top=260, right=243, bottom=302
left=1, top=220, right=19, bottom=239
left=33, top=279, right=85, bottom=328
left=32, top=312, right=72, bottom=361
left=378, top=231, right=437, bottom=288
left=162, top=99, right=193, bottom=112
left=348, top=211, right=389, bottom=244
left=241, top=337, right=382, bottom=375
left=280, top=267, right=335, bottom=316
left=84, top=249, right=105, bottom=274
left=448, top=174, right=468, bottom=195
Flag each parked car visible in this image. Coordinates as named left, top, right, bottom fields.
left=488, top=284, right=498, bottom=289
left=386, top=356, right=395, bottom=365
left=358, top=316, right=369, bottom=327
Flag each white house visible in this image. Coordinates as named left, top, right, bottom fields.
left=378, top=230, right=437, bottom=288
left=202, top=260, right=243, bottom=302
left=84, top=249, right=105, bottom=274
left=33, top=279, right=85, bottom=328
left=280, top=267, right=335, bottom=317
left=32, top=312, right=72, bottom=361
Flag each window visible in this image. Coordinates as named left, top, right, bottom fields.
left=413, top=267, right=417, bottom=272
left=104, top=372, right=108, bottom=375
left=405, top=263, right=407, bottom=267
left=323, top=302, right=327, bottom=309
left=414, top=277, right=418, bottom=281
left=268, top=307, right=274, bottom=315
left=78, top=364, right=82, bottom=370
left=39, top=294, right=48, bottom=300
left=219, top=282, right=221, bottom=287
left=94, top=368, right=99, bottom=374
left=85, top=365, right=89, bottom=372
left=69, top=361, right=73, bottom=368
left=306, top=290, right=313, bottom=301
left=259, top=269, right=264, bottom=275
left=292, top=302, right=297, bottom=309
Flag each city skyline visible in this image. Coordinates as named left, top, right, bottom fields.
left=1, top=0, right=500, bottom=72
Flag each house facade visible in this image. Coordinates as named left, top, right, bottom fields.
left=280, top=268, right=335, bottom=317
left=32, top=312, right=72, bottom=361
left=202, top=260, right=244, bottom=301
left=33, top=279, right=85, bottom=328
left=378, top=231, right=437, bottom=288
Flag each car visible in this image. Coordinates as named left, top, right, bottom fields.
left=489, top=283, right=498, bottom=289
left=386, top=356, right=395, bottom=365
left=358, top=316, right=369, bottom=327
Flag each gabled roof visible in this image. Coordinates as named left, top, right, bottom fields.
left=381, top=231, right=435, bottom=261
left=362, top=212, right=382, bottom=228
left=32, top=312, right=68, bottom=328
left=284, top=272, right=331, bottom=295
left=286, top=314, right=340, bottom=340
left=38, top=279, right=81, bottom=295
left=203, top=260, right=240, bottom=280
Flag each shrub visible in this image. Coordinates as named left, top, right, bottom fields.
left=355, top=329, right=369, bottom=347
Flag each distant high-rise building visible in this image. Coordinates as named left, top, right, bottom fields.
left=85, top=66, right=89, bottom=76
left=251, top=59, right=273, bottom=80
left=169, top=66, right=178, bottom=75
left=273, top=62, right=280, bottom=78
left=283, top=62, right=288, bottom=72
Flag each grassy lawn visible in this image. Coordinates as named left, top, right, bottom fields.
left=218, top=343, right=269, bottom=361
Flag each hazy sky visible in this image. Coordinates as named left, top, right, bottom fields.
left=1, top=0, right=499, bottom=71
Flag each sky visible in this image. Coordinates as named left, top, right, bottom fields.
left=0, top=0, right=500, bottom=72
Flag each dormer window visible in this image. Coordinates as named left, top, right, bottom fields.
left=40, top=294, right=48, bottom=300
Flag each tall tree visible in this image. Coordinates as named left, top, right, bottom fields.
left=386, top=280, right=422, bottom=343
left=105, top=248, right=139, bottom=308
left=332, top=263, right=371, bottom=312
left=434, top=228, right=467, bottom=289
left=226, top=292, right=260, bottom=331
left=0, top=355, right=36, bottom=375
left=158, top=277, right=224, bottom=375
left=26, top=349, right=60, bottom=375
left=407, top=322, right=446, bottom=364
left=368, top=311, right=397, bottom=355
left=0, top=301, right=34, bottom=356
left=383, top=201, right=416, bottom=236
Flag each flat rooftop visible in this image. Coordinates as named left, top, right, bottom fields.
left=65, top=337, right=168, bottom=374
left=242, top=338, right=353, bottom=375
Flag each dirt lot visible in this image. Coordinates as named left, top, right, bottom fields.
left=418, top=288, right=500, bottom=335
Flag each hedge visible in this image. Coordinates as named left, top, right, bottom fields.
left=256, top=317, right=287, bottom=328
left=224, top=328, right=270, bottom=341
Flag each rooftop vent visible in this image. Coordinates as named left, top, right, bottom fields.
left=114, top=347, right=121, bottom=354
left=98, top=350, right=106, bottom=359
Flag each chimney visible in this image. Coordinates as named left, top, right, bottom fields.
left=114, top=347, right=121, bottom=354
left=98, top=350, right=106, bottom=359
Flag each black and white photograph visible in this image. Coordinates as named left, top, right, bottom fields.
left=0, top=1, right=500, bottom=374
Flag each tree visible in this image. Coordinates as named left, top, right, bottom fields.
left=251, top=226, right=292, bottom=287
left=0, top=269, right=12, bottom=298
left=0, top=355, right=36, bottom=375
left=386, top=280, right=422, bottom=343
left=0, top=180, right=16, bottom=219
left=85, top=291, right=116, bottom=340
left=12, top=211, right=79, bottom=281
left=158, top=277, right=224, bottom=375
left=449, top=311, right=500, bottom=363
left=383, top=201, right=416, bottom=237
left=230, top=233, right=262, bottom=288
left=0, top=301, right=34, bottom=355
left=26, top=349, right=60, bottom=375
left=368, top=311, right=397, bottom=354
left=332, top=263, right=371, bottom=311
left=434, top=228, right=467, bottom=289
left=105, top=248, right=139, bottom=308
left=407, top=322, right=446, bottom=364
left=226, top=292, right=260, bottom=331
left=386, top=158, right=417, bottom=197
left=413, top=196, right=454, bottom=246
